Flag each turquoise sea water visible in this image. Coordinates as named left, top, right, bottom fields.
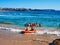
left=0, top=11, right=60, bottom=27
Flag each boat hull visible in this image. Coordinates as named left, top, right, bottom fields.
left=20, top=30, right=36, bottom=34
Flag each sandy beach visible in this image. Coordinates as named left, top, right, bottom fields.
left=0, top=24, right=60, bottom=45
left=0, top=32, right=60, bottom=45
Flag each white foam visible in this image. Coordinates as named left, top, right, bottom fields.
left=0, top=27, right=60, bottom=36
left=36, top=30, right=60, bottom=36
left=10, top=28, right=22, bottom=32
left=36, top=31, right=45, bottom=34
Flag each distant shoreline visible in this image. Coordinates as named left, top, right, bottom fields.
left=0, top=8, right=60, bottom=11
left=0, top=8, right=60, bottom=15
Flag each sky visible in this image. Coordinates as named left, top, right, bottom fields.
left=0, top=0, right=60, bottom=10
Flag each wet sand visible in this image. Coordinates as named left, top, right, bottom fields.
left=0, top=30, right=60, bottom=45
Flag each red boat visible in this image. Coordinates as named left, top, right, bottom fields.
left=21, top=30, right=36, bottom=34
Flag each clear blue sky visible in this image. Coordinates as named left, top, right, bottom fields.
left=0, top=0, right=60, bottom=10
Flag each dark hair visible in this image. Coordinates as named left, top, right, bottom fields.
left=24, top=23, right=29, bottom=27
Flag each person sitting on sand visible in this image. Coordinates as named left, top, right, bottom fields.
left=29, top=23, right=36, bottom=31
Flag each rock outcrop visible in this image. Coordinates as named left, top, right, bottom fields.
left=53, top=39, right=60, bottom=45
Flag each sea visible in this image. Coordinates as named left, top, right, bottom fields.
left=0, top=11, right=60, bottom=28
left=0, top=11, right=60, bottom=36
